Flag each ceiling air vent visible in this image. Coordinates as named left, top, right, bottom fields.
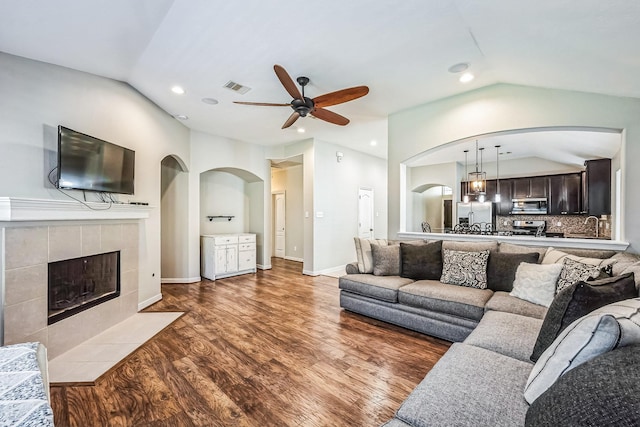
left=223, top=80, right=251, bottom=94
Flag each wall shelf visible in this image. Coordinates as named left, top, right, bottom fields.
left=207, top=215, right=234, bottom=222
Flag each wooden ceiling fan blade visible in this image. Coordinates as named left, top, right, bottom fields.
left=282, top=112, right=301, bottom=129
left=313, top=86, right=369, bottom=108
left=274, top=65, right=303, bottom=100
left=233, top=101, right=291, bottom=107
left=310, top=108, right=350, bottom=126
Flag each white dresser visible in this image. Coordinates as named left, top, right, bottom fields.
left=201, top=233, right=257, bottom=280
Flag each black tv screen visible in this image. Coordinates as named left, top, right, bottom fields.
left=57, top=126, right=135, bottom=195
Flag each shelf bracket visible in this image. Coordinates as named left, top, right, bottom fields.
left=207, top=215, right=234, bottom=222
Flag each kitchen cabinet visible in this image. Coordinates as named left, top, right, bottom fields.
left=512, top=176, right=548, bottom=198
left=549, top=173, right=582, bottom=215
left=584, top=159, right=611, bottom=216
left=201, top=233, right=256, bottom=280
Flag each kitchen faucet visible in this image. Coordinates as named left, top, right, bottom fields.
left=584, top=216, right=599, bottom=238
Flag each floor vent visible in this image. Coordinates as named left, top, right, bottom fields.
left=223, top=80, right=251, bottom=94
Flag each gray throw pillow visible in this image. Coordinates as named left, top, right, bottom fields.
left=371, top=244, right=400, bottom=276
left=526, top=344, right=640, bottom=427
left=486, top=252, right=540, bottom=292
left=524, top=297, right=640, bottom=404
left=440, top=249, right=490, bottom=289
left=530, top=273, right=637, bottom=362
left=400, top=240, right=443, bottom=280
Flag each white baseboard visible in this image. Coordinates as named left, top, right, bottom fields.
left=303, top=264, right=346, bottom=277
left=284, top=256, right=304, bottom=263
left=161, top=277, right=201, bottom=284
left=138, top=293, right=162, bottom=311
left=257, top=263, right=271, bottom=270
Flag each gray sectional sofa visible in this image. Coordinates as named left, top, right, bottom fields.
left=339, top=238, right=640, bottom=426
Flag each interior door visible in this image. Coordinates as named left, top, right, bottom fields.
left=358, top=188, right=374, bottom=238
left=274, top=192, right=286, bottom=258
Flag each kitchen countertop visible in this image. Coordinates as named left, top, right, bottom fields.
left=397, top=232, right=628, bottom=251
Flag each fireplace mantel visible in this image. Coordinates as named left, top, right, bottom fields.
left=0, top=197, right=151, bottom=222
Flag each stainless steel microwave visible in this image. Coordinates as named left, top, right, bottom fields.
left=510, top=198, right=548, bottom=215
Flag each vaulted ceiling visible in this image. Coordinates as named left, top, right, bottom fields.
left=1, top=1, right=639, bottom=159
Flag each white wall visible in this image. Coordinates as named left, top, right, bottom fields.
left=188, top=131, right=270, bottom=276
left=271, top=165, right=304, bottom=261
left=200, top=171, right=249, bottom=235
left=161, top=156, right=191, bottom=282
left=313, top=140, right=387, bottom=273
left=0, top=52, right=191, bottom=306
left=389, top=83, right=640, bottom=253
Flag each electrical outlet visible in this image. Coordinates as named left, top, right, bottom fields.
left=294, top=246, right=297, bottom=252
left=503, top=220, right=508, bottom=226
left=556, top=221, right=562, bottom=227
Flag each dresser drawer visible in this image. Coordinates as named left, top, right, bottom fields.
left=214, top=235, right=238, bottom=245
left=238, top=234, right=256, bottom=243
left=238, top=243, right=256, bottom=251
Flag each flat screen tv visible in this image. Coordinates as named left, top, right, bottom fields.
left=57, top=126, right=135, bottom=195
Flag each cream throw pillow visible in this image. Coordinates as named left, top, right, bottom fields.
left=509, top=263, right=563, bottom=307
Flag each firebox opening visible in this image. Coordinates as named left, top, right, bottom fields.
left=47, top=251, right=121, bottom=325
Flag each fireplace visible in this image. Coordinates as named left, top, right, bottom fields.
left=48, top=251, right=121, bottom=325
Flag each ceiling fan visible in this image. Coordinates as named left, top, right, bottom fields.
left=234, top=65, right=369, bottom=129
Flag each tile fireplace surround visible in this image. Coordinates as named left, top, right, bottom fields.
left=0, top=197, right=150, bottom=359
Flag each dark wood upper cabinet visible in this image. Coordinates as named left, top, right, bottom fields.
left=549, top=173, right=582, bottom=215
left=584, top=159, right=611, bottom=216
left=512, top=176, right=548, bottom=198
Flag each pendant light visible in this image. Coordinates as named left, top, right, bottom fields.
left=494, top=145, right=501, bottom=203
left=463, top=150, right=470, bottom=203
left=468, top=140, right=487, bottom=197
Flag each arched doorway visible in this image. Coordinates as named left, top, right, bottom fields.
left=160, top=155, right=190, bottom=282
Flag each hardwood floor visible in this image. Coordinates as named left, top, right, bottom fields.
left=50, top=258, right=451, bottom=426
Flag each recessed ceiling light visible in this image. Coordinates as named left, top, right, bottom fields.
left=171, top=86, right=185, bottom=95
left=297, top=127, right=305, bottom=133
left=459, top=72, right=474, bottom=83
left=173, top=114, right=188, bottom=120
left=370, top=140, right=377, bottom=146
left=202, top=97, right=219, bottom=105
left=448, top=62, right=469, bottom=73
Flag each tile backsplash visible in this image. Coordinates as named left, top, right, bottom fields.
left=496, top=215, right=611, bottom=239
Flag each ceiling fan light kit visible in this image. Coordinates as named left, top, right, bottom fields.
left=234, top=64, right=369, bottom=129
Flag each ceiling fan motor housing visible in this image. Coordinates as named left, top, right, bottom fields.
left=292, top=97, right=314, bottom=117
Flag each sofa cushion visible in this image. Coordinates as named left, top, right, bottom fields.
left=338, top=274, right=414, bottom=303
left=510, top=263, right=563, bottom=307
left=400, top=240, right=443, bottom=280
left=610, top=252, right=640, bottom=276
left=395, top=343, right=532, bottom=427
left=442, top=240, right=498, bottom=252
left=371, top=244, right=400, bottom=276
left=556, top=257, right=605, bottom=292
left=525, top=344, right=640, bottom=427
left=399, top=280, right=493, bottom=321
left=524, top=297, right=640, bottom=404
left=464, top=311, right=543, bottom=362
left=353, top=237, right=388, bottom=273
left=530, top=273, right=637, bottom=362
left=440, top=249, right=490, bottom=289
left=498, top=242, right=546, bottom=263
left=541, top=247, right=617, bottom=271
left=487, top=251, right=540, bottom=292
left=485, top=291, right=548, bottom=319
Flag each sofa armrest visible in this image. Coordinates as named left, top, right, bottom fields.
left=345, top=262, right=360, bottom=274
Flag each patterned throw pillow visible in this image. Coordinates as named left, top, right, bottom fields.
left=556, top=258, right=603, bottom=292
left=440, top=249, right=490, bottom=289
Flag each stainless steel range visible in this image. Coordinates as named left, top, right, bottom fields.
left=512, top=220, right=546, bottom=236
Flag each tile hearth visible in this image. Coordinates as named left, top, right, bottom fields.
left=48, top=312, right=183, bottom=384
